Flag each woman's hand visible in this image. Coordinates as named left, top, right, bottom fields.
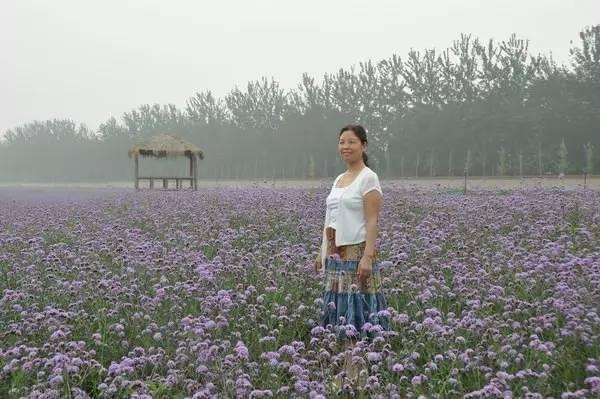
left=314, top=255, right=322, bottom=273
left=357, top=255, right=373, bottom=284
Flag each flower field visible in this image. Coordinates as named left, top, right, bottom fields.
left=1, top=186, right=599, bottom=398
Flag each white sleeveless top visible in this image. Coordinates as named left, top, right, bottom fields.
left=325, top=187, right=344, bottom=229
left=321, top=167, right=382, bottom=265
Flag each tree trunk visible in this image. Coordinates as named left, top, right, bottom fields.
left=385, top=147, right=391, bottom=178
left=518, top=151, right=523, bottom=178
left=400, top=155, right=405, bottom=178
left=429, top=150, right=435, bottom=177
left=537, top=142, right=543, bottom=176
left=415, top=153, right=420, bottom=178
left=482, top=152, right=487, bottom=177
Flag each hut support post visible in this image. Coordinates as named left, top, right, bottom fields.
left=134, top=155, right=139, bottom=191
left=194, top=156, right=198, bottom=191
left=189, top=155, right=194, bottom=190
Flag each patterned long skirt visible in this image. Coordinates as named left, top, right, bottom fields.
left=318, top=231, right=389, bottom=340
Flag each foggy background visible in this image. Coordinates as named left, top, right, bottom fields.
left=0, top=0, right=599, bottom=182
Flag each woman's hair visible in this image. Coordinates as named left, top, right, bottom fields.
left=339, top=124, right=369, bottom=167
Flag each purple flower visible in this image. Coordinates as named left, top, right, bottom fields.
left=392, top=363, right=404, bottom=373
left=367, top=352, right=382, bottom=362
left=585, top=376, right=600, bottom=394
left=235, top=341, right=249, bottom=360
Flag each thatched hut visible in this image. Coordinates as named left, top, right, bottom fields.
left=128, top=133, right=203, bottom=191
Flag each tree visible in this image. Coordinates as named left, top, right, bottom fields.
left=225, top=77, right=288, bottom=131
left=122, top=104, right=187, bottom=136
left=98, top=117, right=129, bottom=140
left=186, top=90, right=228, bottom=126
left=570, top=25, right=600, bottom=83
left=497, top=146, right=508, bottom=176
left=584, top=142, right=594, bottom=174
left=558, top=137, right=568, bottom=175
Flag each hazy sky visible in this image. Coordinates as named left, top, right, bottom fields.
left=1, top=0, right=599, bottom=137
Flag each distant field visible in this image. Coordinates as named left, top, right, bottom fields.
left=0, top=175, right=598, bottom=191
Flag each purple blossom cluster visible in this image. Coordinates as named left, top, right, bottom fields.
left=0, top=186, right=598, bottom=398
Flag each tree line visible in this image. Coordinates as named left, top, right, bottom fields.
left=1, top=26, right=598, bottom=182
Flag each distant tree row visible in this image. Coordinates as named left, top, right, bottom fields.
left=1, top=26, right=598, bottom=182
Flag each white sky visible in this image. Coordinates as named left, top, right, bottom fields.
left=1, top=0, right=599, bottom=137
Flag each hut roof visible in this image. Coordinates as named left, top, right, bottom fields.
left=128, top=133, right=204, bottom=159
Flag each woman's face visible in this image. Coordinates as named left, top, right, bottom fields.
left=338, top=129, right=365, bottom=164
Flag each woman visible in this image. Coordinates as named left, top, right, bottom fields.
left=314, top=124, right=389, bottom=386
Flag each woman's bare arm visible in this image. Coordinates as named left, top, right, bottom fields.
left=362, top=190, right=381, bottom=260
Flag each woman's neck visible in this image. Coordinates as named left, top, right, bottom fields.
left=346, top=161, right=366, bottom=174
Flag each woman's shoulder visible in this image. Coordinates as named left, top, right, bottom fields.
left=329, top=173, right=344, bottom=188
left=362, top=167, right=379, bottom=179
left=359, top=167, right=382, bottom=195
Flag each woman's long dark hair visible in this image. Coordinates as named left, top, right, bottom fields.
left=339, top=124, right=369, bottom=167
